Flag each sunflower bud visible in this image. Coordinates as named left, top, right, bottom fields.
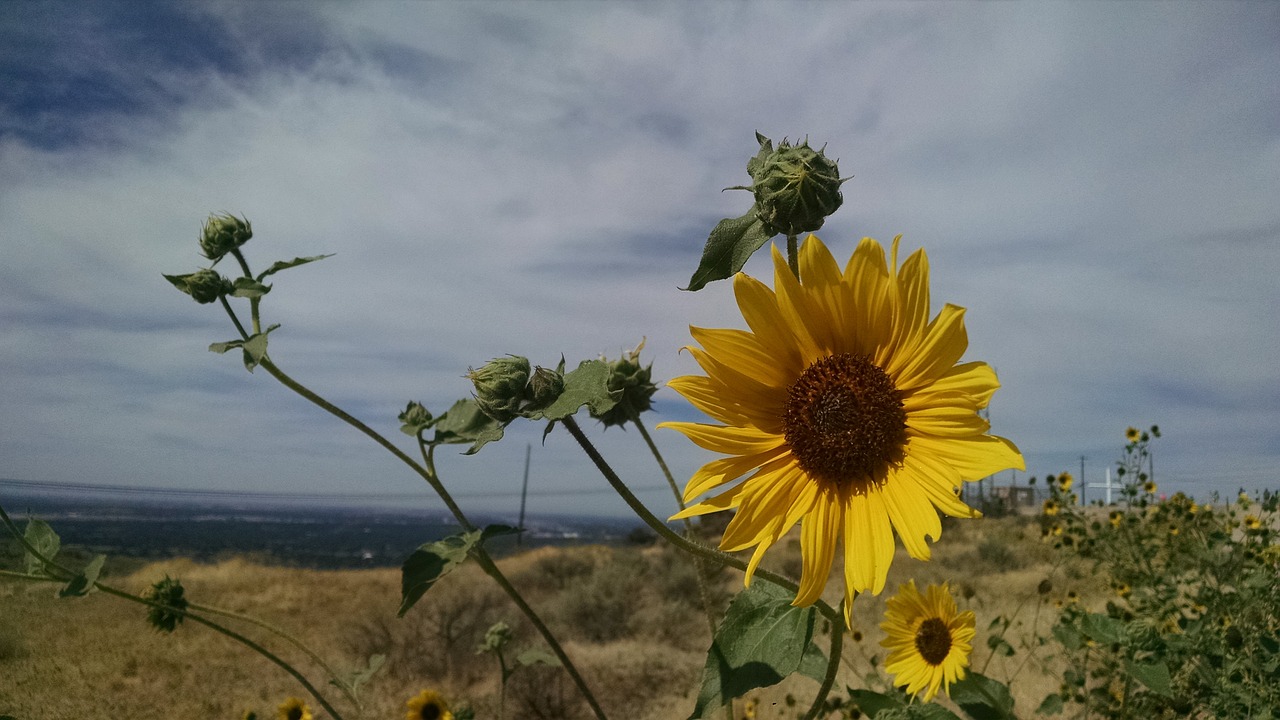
left=164, top=268, right=233, bottom=305
left=398, top=401, right=434, bottom=436
left=200, top=213, right=253, bottom=261
left=143, top=575, right=188, bottom=633
left=526, top=365, right=565, bottom=411
left=592, top=341, right=657, bottom=428
left=467, top=356, right=531, bottom=424
left=740, top=133, right=847, bottom=236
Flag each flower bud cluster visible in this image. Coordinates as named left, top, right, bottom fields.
left=143, top=575, right=188, bottom=633
left=467, top=356, right=563, bottom=423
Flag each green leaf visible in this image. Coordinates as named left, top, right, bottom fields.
left=949, top=672, right=1016, bottom=720
left=523, top=359, right=618, bottom=421
left=689, top=582, right=826, bottom=719
left=397, top=525, right=516, bottom=617
left=230, top=277, right=272, bottom=299
left=682, top=208, right=776, bottom=292
left=1125, top=659, right=1172, bottom=697
left=986, top=634, right=1015, bottom=657
left=1080, top=613, right=1125, bottom=645
left=848, top=689, right=905, bottom=716
left=241, top=324, right=281, bottom=372
left=256, top=254, right=334, bottom=281
left=909, top=705, right=965, bottom=720
left=23, top=519, right=60, bottom=575
left=399, top=530, right=479, bottom=617
left=1035, top=693, right=1064, bottom=715
left=337, top=653, right=385, bottom=694
left=430, top=398, right=506, bottom=454
left=208, top=338, right=245, bottom=354
left=1052, top=622, right=1082, bottom=651
left=515, top=648, right=562, bottom=668
left=58, top=553, right=106, bottom=598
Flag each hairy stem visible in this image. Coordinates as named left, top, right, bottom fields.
left=787, top=234, right=800, bottom=279
left=803, top=609, right=845, bottom=720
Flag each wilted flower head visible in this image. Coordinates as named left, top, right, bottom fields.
left=200, top=213, right=253, bottom=261
left=736, top=133, right=848, bottom=236
left=592, top=340, right=658, bottom=428
left=143, top=575, right=188, bottom=632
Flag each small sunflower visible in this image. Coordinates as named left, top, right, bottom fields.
left=663, top=236, right=1023, bottom=617
left=1143, top=480, right=1157, bottom=494
left=1042, top=499, right=1060, bottom=517
left=405, top=689, right=453, bottom=720
left=1243, top=514, right=1262, bottom=530
left=1125, top=427, right=1141, bottom=443
left=1109, top=510, right=1123, bottom=528
left=880, top=580, right=975, bottom=701
left=1057, top=472, right=1074, bottom=492
left=276, top=698, right=312, bottom=720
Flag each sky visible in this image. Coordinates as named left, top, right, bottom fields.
left=2, top=2, right=1278, bottom=522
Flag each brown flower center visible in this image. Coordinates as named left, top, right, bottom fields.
left=419, top=703, right=441, bottom=720
left=915, top=617, right=953, bottom=666
left=783, top=353, right=906, bottom=487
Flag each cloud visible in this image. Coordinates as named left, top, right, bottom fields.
left=2, top=2, right=1278, bottom=517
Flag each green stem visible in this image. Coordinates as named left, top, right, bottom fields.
left=559, top=416, right=839, bottom=625
left=802, top=609, right=845, bottom=720
left=786, top=234, right=800, bottom=279
left=247, top=359, right=605, bottom=719
left=230, top=248, right=261, bottom=334
left=219, top=295, right=250, bottom=341
left=633, top=416, right=721, bottom=639
left=0, top=503, right=344, bottom=718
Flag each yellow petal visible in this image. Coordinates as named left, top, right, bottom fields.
left=681, top=448, right=788, bottom=502
left=658, top=421, right=785, bottom=456
left=906, top=405, right=991, bottom=438
left=667, top=375, right=784, bottom=432
left=843, top=490, right=895, bottom=594
left=901, top=361, right=999, bottom=413
left=794, top=486, right=840, bottom=606
left=879, top=473, right=941, bottom=560
left=886, top=303, right=968, bottom=390
left=733, top=272, right=804, bottom=372
left=689, top=326, right=792, bottom=389
left=911, top=434, right=1026, bottom=478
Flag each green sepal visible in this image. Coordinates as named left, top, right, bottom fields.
left=430, top=398, right=506, bottom=454
left=58, top=553, right=106, bottom=598
left=1125, top=659, right=1172, bottom=697
left=256, top=254, right=334, bottom=281
left=522, top=359, right=619, bottom=421
left=683, top=207, right=775, bottom=292
left=949, top=672, right=1017, bottom=720
left=398, top=525, right=519, bottom=617
left=230, top=277, right=272, bottom=299
left=688, top=582, right=827, bottom=719
left=23, top=518, right=60, bottom=575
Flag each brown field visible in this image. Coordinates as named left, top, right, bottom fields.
left=0, top=514, right=1107, bottom=719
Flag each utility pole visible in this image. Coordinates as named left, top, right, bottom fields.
left=1079, top=455, right=1086, bottom=505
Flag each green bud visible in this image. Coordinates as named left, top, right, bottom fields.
left=200, top=213, right=253, bottom=261
left=478, top=620, right=514, bottom=654
left=592, top=340, right=657, bottom=428
left=737, top=133, right=848, bottom=236
left=526, top=365, right=565, bottom=411
left=143, top=575, right=188, bottom=633
left=467, top=356, right=531, bottom=424
left=398, top=401, right=434, bottom=436
left=164, top=268, right=233, bottom=304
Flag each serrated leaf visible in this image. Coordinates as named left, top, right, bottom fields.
left=523, top=359, right=618, bottom=421
left=848, top=689, right=905, bottom=717
left=1035, top=693, right=1064, bottom=715
left=683, top=209, right=775, bottom=292
left=430, top=398, right=506, bottom=454
left=58, top=554, right=106, bottom=598
left=949, top=672, right=1016, bottom=720
left=1125, top=660, right=1172, bottom=697
left=230, top=276, right=272, bottom=299
left=23, top=519, right=60, bottom=575
left=689, top=582, right=825, bottom=719
left=256, top=254, right=334, bottom=281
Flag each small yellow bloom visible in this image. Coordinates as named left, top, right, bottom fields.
left=1109, top=510, right=1123, bottom=528
left=1042, top=499, right=1060, bottom=517
left=1114, top=583, right=1131, bottom=598
left=1057, top=472, right=1074, bottom=491
left=276, top=698, right=312, bottom=720
left=1244, top=514, right=1262, bottom=530
left=880, top=581, right=975, bottom=702
left=1125, top=427, right=1141, bottom=442
left=743, top=697, right=759, bottom=719
left=1143, top=481, right=1157, bottom=494
left=1169, top=526, right=1180, bottom=536
left=405, top=689, right=453, bottom=720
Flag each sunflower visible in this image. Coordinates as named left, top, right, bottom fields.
left=880, top=580, right=975, bottom=701
left=276, top=698, right=312, bottom=720
left=663, top=235, right=1023, bottom=616
left=405, top=689, right=453, bottom=720
left=1125, top=427, right=1141, bottom=443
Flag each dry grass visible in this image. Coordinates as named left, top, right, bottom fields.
left=0, top=515, right=1103, bottom=719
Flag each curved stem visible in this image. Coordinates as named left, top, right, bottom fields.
left=802, top=609, right=845, bottom=720
left=634, top=417, right=721, bottom=638
left=229, top=248, right=261, bottom=334
left=247, top=359, right=605, bottom=718
left=219, top=295, right=250, bottom=341
left=559, top=416, right=840, bottom=625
